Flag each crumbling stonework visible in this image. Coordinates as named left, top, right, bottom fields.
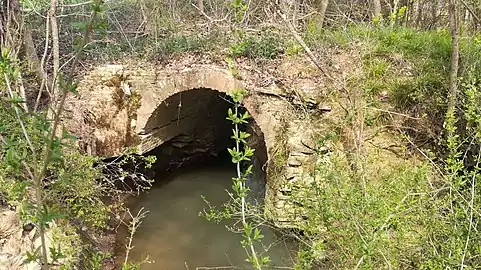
left=64, top=59, right=330, bottom=227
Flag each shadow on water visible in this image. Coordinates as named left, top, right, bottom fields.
left=115, top=151, right=297, bottom=270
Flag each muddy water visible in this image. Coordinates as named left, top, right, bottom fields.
left=122, top=164, right=296, bottom=270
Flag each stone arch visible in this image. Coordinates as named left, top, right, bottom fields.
left=66, top=64, right=284, bottom=221
left=134, top=67, right=266, bottom=154
left=140, top=87, right=269, bottom=200
left=130, top=66, right=272, bottom=201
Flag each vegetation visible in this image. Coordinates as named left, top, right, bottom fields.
left=2, top=0, right=481, bottom=269
left=0, top=1, right=154, bottom=269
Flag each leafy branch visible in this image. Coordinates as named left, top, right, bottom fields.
left=226, top=89, right=269, bottom=269
left=1, top=1, right=105, bottom=269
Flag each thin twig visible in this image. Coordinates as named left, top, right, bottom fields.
left=459, top=0, right=481, bottom=25
left=233, top=101, right=261, bottom=269
left=354, top=256, right=364, bottom=270
left=4, top=73, right=36, bottom=157
left=60, top=1, right=93, bottom=7
left=191, top=3, right=230, bottom=23
left=36, top=2, right=99, bottom=184
left=15, top=72, right=28, bottom=112
left=124, top=207, right=149, bottom=266
left=196, top=267, right=239, bottom=270
left=49, top=0, right=60, bottom=98
left=34, top=7, right=52, bottom=112
left=32, top=5, right=102, bottom=268
left=276, top=9, right=328, bottom=77
left=107, top=9, right=134, bottom=52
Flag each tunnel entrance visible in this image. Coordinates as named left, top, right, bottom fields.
left=112, top=89, right=297, bottom=269
left=142, top=88, right=268, bottom=202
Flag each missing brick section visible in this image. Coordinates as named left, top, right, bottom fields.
left=141, top=88, right=268, bottom=203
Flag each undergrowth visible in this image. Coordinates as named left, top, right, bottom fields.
left=288, top=22, right=481, bottom=269
left=291, top=137, right=435, bottom=268
left=0, top=2, right=154, bottom=268
left=87, top=29, right=288, bottom=62
left=305, top=24, right=481, bottom=120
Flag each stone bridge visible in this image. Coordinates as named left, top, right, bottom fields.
left=65, top=62, right=326, bottom=226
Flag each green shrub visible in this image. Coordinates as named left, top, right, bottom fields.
left=297, top=23, right=481, bottom=269
left=159, top=35, right=206, bottom=54
left=291, top=141, right=434, bottom=269
left=229, top=31, right=286, bottom=59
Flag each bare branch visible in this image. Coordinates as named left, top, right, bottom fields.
left=49, top=0, right=60, bottom=98
left=459, top=0, right=480, bottom=25
left=446, top=0, right=459, bottom=127
left=34, top=8, right=52, bottom=112
left=60, top=1, right=93, bottom=7
left=123, top=207, right=149, bottom=266
left=276, top=9, right=328, bottom=76
left=191, top=3, right=230, bottom=23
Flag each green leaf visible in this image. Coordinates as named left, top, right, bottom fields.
left=11, top=181, right=30, bottom=197
left=239, top=131, right=250, bottom=143
left=244, top=145, right=255, bottom=158
left=40, top=206, right=66, bottom=226
left=253, top=228, right=264, bottom=240
left=68, top=82, right=79, bottom=96
left=1, top=47, right=10, bottom=59
left=231, top=129, right=239, bottom=141
left=62, top=127, right=77, bottom=141
left=232, top=181, right=241, bottom=194
left=244, top=222, right=252, bottom=236
left=91, top=3, right=104, bottom=13
left=6, top=148, right=20, bottom=169
left=8, top=94, right=26, bottom=105
left=50, top=245, right=67, bottom=263
left=244, top=165, right=253, bottom=176
left=25, top=246, right=41, bottom=263
left=242, top=111, right=250, bottom=120
left=73, top=36, right=83, bottom=52
left=51, top=142, right=63, bottom=163
left=227, top=108, right=235, bottom=122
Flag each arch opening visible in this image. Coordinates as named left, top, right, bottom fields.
left=142, top=88, right=268, bottom=202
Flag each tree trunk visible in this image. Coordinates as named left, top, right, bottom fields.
left=373, top=0, right=382, bottom=18
left=22, top=27, right=44, bottom=85
left=0, top=0, right=5, bottom=46
left=318, top=0, right=329, bottom=27
left=447, top=0, right=459, bottom=136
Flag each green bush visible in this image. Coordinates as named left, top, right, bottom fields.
left=229, top=31, right=286, bottom=59
left=291, top=141, right=434, bottom=268
left=313, top=25, right=481, bottom=118
left=295, top=23, right=481, bottom=269
left=0, top=41, right=154, bottom=267
left=158, top=35, right=207, bottom=55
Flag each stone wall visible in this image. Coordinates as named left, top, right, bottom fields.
left=64, top=62, right=327, bottom=227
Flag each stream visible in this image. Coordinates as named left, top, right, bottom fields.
left=118, top=161, right=296, bottom=270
